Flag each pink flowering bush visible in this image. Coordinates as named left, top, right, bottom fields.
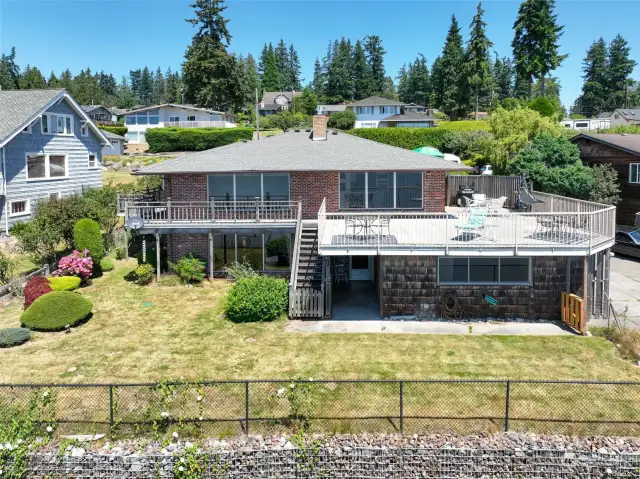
left=54, top=250, right=93, bottom=281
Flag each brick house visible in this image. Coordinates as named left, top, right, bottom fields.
left=126, top=116, right=615, bottom=323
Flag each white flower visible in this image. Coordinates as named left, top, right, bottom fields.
left=17, top=439, right=23, bottom=444
left=277, top=387, right=285, bottom=396
left=160, top=411, right=169, bottom=418
left=3, top=444, right=11, bottom=451
left=308, top=377, right=313, bottom=381
left=46, top=426, right=53, bottom=433
left=289, top=383, right=295, bottom=389
left=199, top=416, right=203, bottom=421
left=196, top=395, right=202, bottom=402
left=65, top=324, right=70, bottom=329
left=178, top=466, right=184, bottom=472
left=42, top=391, right=49, bottom=398
left=172, top=432, right=179, bottom=439
left=180, top=457, right=185, bottom=463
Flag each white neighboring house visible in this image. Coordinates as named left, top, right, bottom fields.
left=124, top=104, right=236, bottom=144
left=560, top=118, right=611, bottom=131
left=346, top=96, right=436, bottom=128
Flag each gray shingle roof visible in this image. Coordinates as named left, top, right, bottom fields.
left=135, top=130, right=473, bottom=175
left=102, top=130, right=125, bottom=140
left=615, top=108, right=640, bottom=120
left=380, top=112, right=437, bottom=122
left=123, top=104, right=225, bottom=115
left=571, top=133, right=640, bottom=155
left=349, top=96, right=404, bottom=107
left=0, top=89, right=64, bottom=143
left=261, top=91, right=302, bottom=104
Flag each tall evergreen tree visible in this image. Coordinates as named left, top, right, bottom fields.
left=287, top=44, right=302, bottom=90
left=364, top=35, right=386, bottom=95
left=436, top=15, right=468, bottom=118
left=244, top=53, right=259, bottom=100
left=605, top=34, right=636, bottom=110
left=182, top=0, right=242, bottom=110
left=352, top=40, right=369, bottom=100
left=116, top=76, right=137, bottom=108
left=138, top=67, right=154, bottom=104
left=47, top=71, right=59, bottom=87
left=311, top=57, right=325, bottom=97
left=165, top=68, right=183, bottom=103
left=274, top=39, right=288, bottom=89
left=260, top=43, right=280, bottom=91
left=72, top=68, right=102, bottom=104
left=326, top=38, right=353, bottom=102
left=19, top=65, right=46, bottom=89
left=396, top=64, right=409, bottom=102
left=0, top=47, right=20, bottom=90
left=512, top=0, right=566, bottom=98
left=466, top=2, right=493, bottom=119
left=151, top=67, right=167, bottom=104
left=493, top=56, right=514, bottom=101
left=577, top=38, right=608, bottom=116
left=59, top=69, right=74, bottom=91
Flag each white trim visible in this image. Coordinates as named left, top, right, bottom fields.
left=338, top=171, right=423, bottom=210
left=40, top=112, right=74, bottom=136
left=87, top=152, right=99, bottom=169
left=80, top=123, right=89, bottom=137
left=629, top=163, right=640, bottom=184
left=207, top=173, right=291, bottom=201
left=9, top=199, right=30, bottom=218
left=437, top=257, right=532, bottom=286
left=22, top=122, right=32, bottom=134
left=25, top=152, right=69, bottom=181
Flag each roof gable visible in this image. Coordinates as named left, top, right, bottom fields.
left=349, top=96, right=404, bottom=107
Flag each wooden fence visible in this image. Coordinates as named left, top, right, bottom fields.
left=446, top=175, right=522, bottom=207
left=561, top=292, right=586, bottom=335
left=0, top=265, right=49, bottom=298
left=290, top=287, right=324, bottom=318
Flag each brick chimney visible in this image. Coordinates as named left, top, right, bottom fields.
left=312, top=115, right=328, bottom=140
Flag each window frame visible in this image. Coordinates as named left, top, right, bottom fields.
left=169, top=116, right=180, bottom=122
left=437, top=257, right=532, bottom=286
left=339, top=172, right=423, bottom=210
left=186, top=115, right=196, bottom=122
left=629, top=163, right=640, bottom=184
left=40, top=113, right=74, bottom=136
left=87, top=153, right=99, bottom=169
left=25, top=152, right=69, bottom=181
left=9, top=199, right=31, bottom=218
left=22, top=122, right=32, bottom=134
left=207, top=173, right=291, bottom=202
left=80, top=123, right=89, bottom=137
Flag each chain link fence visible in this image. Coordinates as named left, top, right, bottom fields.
left=1, top=379, right=640, bottom=438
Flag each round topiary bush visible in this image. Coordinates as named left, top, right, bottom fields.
left=0, top=327, right=30, bottom=348
left=48, top=276, right=81, bottom=291
left=226, top=276, right=288, bottom=323
left=21, top=291, right=93, bottom=331
left=74, top=219, right=104, bottom=266
left=23, top=276, right=52, bottom=309
left=100, top=258, right=115, bottom=272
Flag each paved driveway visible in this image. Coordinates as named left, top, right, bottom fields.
left=609, top=255, right=640, bottom=327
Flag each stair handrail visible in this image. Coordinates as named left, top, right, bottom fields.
left=317, top=198, right=327, bottom=250
left=289, top=202, right=303, bottom=313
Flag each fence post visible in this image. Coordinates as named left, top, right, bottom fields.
left=399, top=381, right=404, bottom=434
left=504, top=381, right=511, bottom=432
left=166, top=198, right=172, bottom=223
left=245, top=381, right=250, bottom=434
left=109, top=386, right=114, bottom=429
left=255, top=197, right=260, bottom=223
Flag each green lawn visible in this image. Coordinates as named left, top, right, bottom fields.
left=103, top=169, right=136, bottom=185
left=0, top=259, right=637, bottom=385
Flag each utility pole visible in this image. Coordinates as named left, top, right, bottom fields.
left=255, top=88, right=260, bottom=140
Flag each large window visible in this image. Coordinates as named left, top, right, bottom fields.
left=41, top=113, right=73, bottom=135
left=207, top=173, right=290, bottom=201
left=438, top=257, right=531, bottom=285
left=126, top=110, right=160, bottom=125
left=380, top=106, right=397, bottom=114
left=339, top=172, right=422, bottom=209
left=26, top=153, right=67, bottom=180
left=214, top=233, right=292, bottom=271
left=630, top=164, right=640, bottom=184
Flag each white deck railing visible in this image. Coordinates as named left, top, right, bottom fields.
left=124, top=200, right=300, bottom=225
left=163, top=121, right=234, bottom=128
left=317, top=194, right=616, bottom=255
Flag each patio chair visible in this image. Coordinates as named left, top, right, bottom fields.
left=487, top=196, right=508, bottom=213
left=345, top=218, right=362, bottom=236
left=370, top=217, right=391, bottom=237
left=455, top=208, right=489, bottom=239
left=471, top=193, right=487, bottom=206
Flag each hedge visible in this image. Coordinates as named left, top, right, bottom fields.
left=226, top=276, right=288, bottom=323
left=21, top=291, right=93, bottom=331
left=145, top=127, right=253, bottom=153
left=74, top=219, right=104, bottom=266
left=438, top=120, right=490, bottom=131
left=347, top=128, right=451, bottom=150
left=0, top=328, right=30, bottom=348
left=48, top=276, right=81, bottom=291
left=100, top=126, right=128, bottom=137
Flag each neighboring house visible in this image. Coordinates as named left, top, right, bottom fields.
left=598, top=109, right=640, bottom=127
left=560, top=118, right=611, bottom=131
left=571, top=132, right=640, bottom=225
left=0, top=89, right=109, bottom=232
left=123, top=104, right=236, bottom=144
left=316, top=104, right=347, bottom=116
left=259, top=91, right=303, bottom=116
left=346, top=96, right=405, bottom=128
left=378, top=111, right=437, bottom=128
left=81, top=105, right=117, bottom=125
left=403, top=103, right=428, bottom=114
left=101, top=130, right=125, bottom=156
left=124, top=115, right=614, bottom=323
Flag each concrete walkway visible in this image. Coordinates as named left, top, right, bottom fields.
left=604, top=255, right=640, bottom=328
left=286, top=320, right=575, bottom=336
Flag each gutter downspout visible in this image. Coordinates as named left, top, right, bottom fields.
left=1, top=147, right=8, bottom=234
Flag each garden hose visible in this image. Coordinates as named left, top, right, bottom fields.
left=441, top=293, right=465, bottom=320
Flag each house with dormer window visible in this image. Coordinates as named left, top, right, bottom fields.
left=0, top=89, right=110, bottom=232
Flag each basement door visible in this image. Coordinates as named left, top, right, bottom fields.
left=350, top=255, right=373, bottom=281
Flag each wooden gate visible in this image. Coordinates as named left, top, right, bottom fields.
left=290, top=288, right=324, bottom=318
left=561, top=293, right=586, bottom=334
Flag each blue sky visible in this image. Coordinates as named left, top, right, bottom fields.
left=2, top=0, right=640, bottom=107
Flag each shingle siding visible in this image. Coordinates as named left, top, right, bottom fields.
left=1, top=99, right=103, bottom=232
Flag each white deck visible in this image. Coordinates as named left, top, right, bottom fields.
left=318, top=207, right=615, bottom=257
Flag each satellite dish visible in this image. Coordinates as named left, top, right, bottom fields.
left=125, top=216, right=144, bottom=230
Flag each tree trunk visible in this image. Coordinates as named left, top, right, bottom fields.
left=528, top=80, right=532, bottom=100
left=540, top=76, right=546, bottom=97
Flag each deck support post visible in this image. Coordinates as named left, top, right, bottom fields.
left=155, top=232, right=161, bottom=282
left=209, top=232, right=214, bottom=280
left=582, top=255, right=589, bottom=330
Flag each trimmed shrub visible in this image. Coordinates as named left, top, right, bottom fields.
left=347, top=128, right=451, bottom=150
left=54, top=250, right=93, bottom=281
left=100, top=258, right=115, bottom=272
left=21, top=291, right=93, bottom=331
left=145, top=127, right=252, bottom=153
left=226, top=276, right=288, bottom=323
left=115, top=247, right=126, bottom=260
left=131, top=264, right=154, bottom=285
left=327, top=110, right=356, bottom=130
left=48, top=276, right=81, bottom=291
left=23, top=276, right=52, bottom=310
left=169, top=253, right=206, bottom=284
left=100, top=125, right=128, bottom=136
left=74, top=219, right=104, bottom=266
left=0, top=327, right=30, bottom=348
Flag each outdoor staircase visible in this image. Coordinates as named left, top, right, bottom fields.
left=295, top=223, right=322, bottom=289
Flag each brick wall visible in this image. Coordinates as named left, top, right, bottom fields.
left=167, top=234, right=209, bottom=263
left=423, top=171, right=446, bottom=212
left=290, top=172, right=340, bottom=219
left=381, top=256, right=585, bottom=320
left=167, top=174, right=208, bottom=201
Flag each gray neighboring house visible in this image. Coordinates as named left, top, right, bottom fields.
left=102, top=130, right=126, bottom=156
left=258, top=91, right=302, bottom=116
left=0, top=89, right=110, bottom=232
left=81, top=105, right=117, bottom=124
left=599, top=108, right=640, bottom=127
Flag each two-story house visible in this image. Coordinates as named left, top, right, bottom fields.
left=124, top=116, right=613, bottom=324
left=347, top=96, right=437, bottom=128
left=258, top=91, right=302, bottom=116
left=597, top=109, right=640, bottom=128
left=124, top=104, right=236, bottom=144
left=0, top=89, right=110, bottom=232
left=81, top=105, right=118, bottom=125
